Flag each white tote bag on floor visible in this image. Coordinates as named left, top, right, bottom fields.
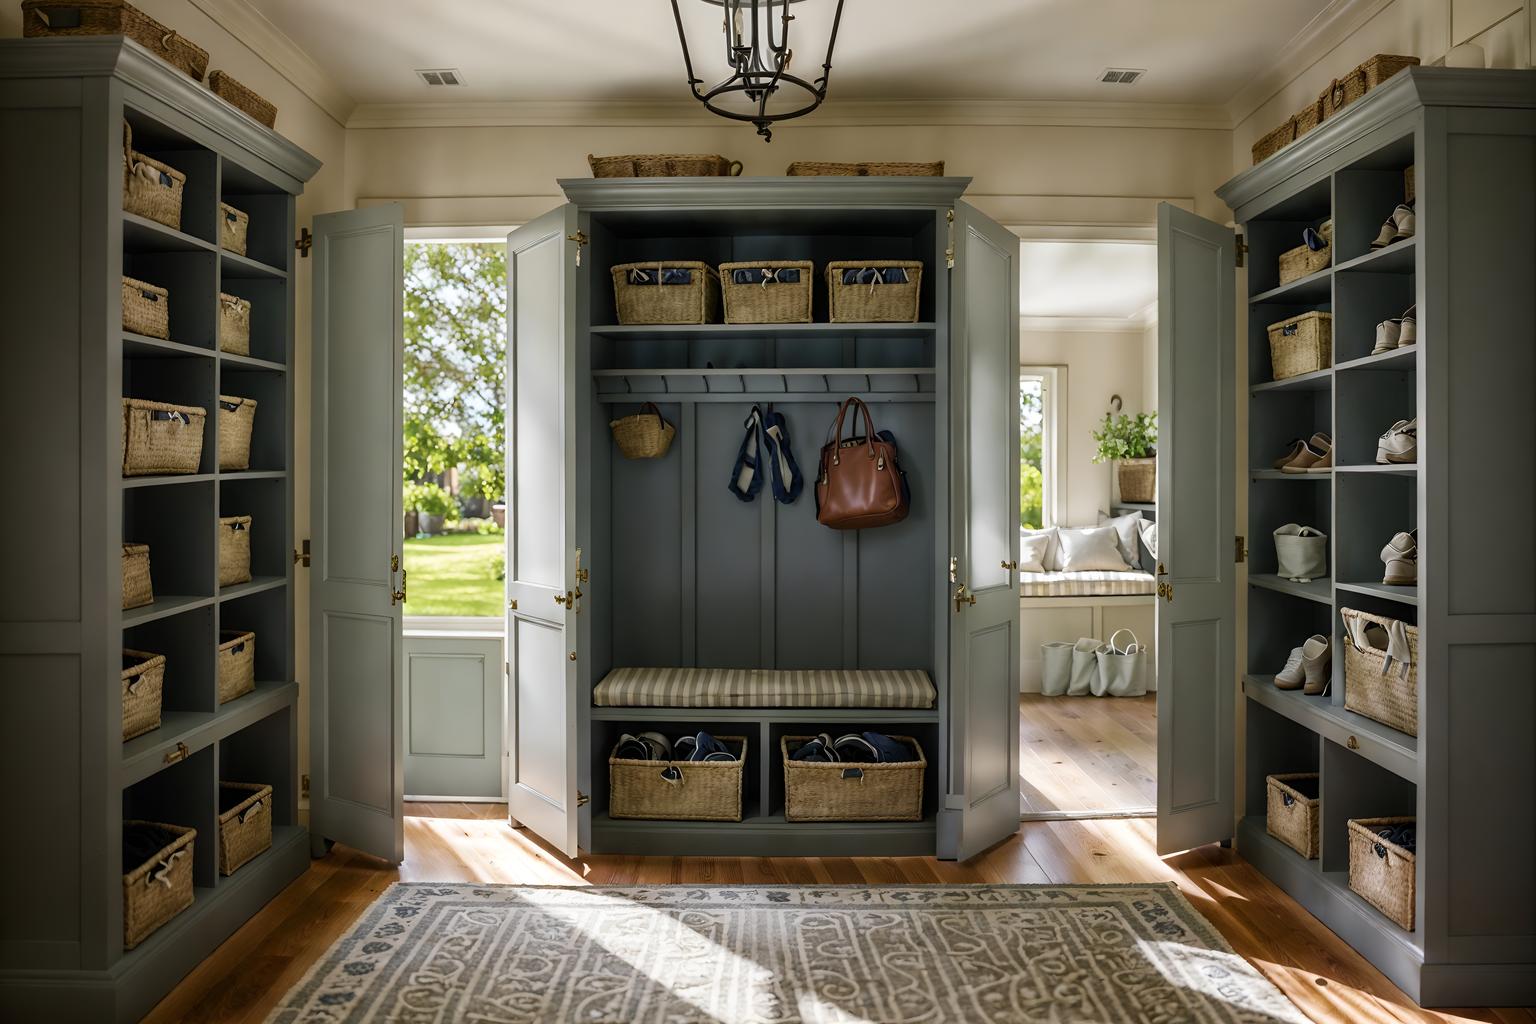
left=1067, top=637, right=1101, bottom=696
left=1095, top=628, right=1148, bottom=697
left=1040, top=641, right=1074, bottom=696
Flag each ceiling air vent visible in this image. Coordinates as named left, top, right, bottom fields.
left=415, top=68, right=465, bottom=87
left=1099, top=68, right=1146, bottom=85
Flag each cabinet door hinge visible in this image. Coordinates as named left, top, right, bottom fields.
left=293, top=538, right=311, bottom=567
left=1234, top=231, right=1248, bottom=268
left=945, top=208, right=956, bottom=269
left=567, top=230, right=588, bottom=268
left=504, top=661, right=510, bottom=677
left=1235, top=535, right=1247, bottom=563
left=576, top=791, right=590, bottom=808
left=296, top=227, right=312, bottom=258
left=301, top=774, right=310, bottom=797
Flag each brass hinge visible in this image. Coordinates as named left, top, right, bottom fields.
left=1234, top=231, right=1248, bottom=268
left=576, top=791, right=590, bottom=808
left=567, top=230, right=588, bottom=268
left=945, top=208, right=956, bottom=269
left=293, top=538, right=311, bottom=567
left=1235, top=535, right=1247, bottom=563
left=301, top=774, right=310, bottom=798
left=296, top=227, right=312, bottom=258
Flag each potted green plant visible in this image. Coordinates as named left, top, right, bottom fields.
left=1091, top=411, right=1158, bottom=504
left=404, top=481, right=458, bottom=536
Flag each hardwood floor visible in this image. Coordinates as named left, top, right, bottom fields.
left=1019, top=692, right=1158, bottom=816
left=143, top=804, right=1534, bottom=1024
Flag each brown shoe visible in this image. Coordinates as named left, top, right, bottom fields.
left=1281, top=432, right=1333, bottom=474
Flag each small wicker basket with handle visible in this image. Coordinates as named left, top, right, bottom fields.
left=123, top=821, right=196, bottom=949
left=610, top=403, right=676, bottom=460
left=218, top=782, right=273, bottom=874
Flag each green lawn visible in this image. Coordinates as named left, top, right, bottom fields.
left=402, top=534, right=503, bottom=617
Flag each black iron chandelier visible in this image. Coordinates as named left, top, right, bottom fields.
left=669, top=0, right=847, bottom=142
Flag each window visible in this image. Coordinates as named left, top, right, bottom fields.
left=1020, top=367, right=1062, bottom=529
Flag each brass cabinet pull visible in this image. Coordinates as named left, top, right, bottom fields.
left=164, top=741, right=189, bottom=765
left=391, top=570, right=407, bottom=606
left=1001, top=559, right=1018, bottom=571
left=953, top=584, right=976, bottom=612
left=1347, top=735, right=1360, bottom=750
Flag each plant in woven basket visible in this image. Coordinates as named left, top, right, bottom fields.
left=1091, top=412, right=1158, bottom=463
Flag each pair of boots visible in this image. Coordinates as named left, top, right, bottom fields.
left=1276, top=635, right=1331, bottom=695
left=1370, top=305, right=1417, bottom=355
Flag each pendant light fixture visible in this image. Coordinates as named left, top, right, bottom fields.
left=669, top=0, right=847, bottom=142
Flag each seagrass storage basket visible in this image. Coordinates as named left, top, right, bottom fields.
left=217, top=782, right=272, bottom=875
left=1117, top=459, right=1156, bottom=504
left=611, top=262, right=721, bottom=325
left=1342, top=607, right=1419, bottom=735
left=219, top=292, right=251, bottom=355
left=826, top=260, right=923, bottom=323
left=121, top=398, right=205, bottom=476
left=219, top=202, right=249, bottom=255
left=24, top=1, right=209, bottom=80
left=1251, top=116, right=1299, bottom=164
left=122, top=543, right=153, bottom=610
left=719, top=261, right=813, bottom=324
left=216, top=630, right=255, bottom=704
left=121, top=122, right=185, bottom=231
left=609, top=403, right=675, bottom=460
left=122, top=276, right=169, bottom=339
left=121, top=648, right=165, bottom=740
left=218, top=515, right=252, bottom=586
left=209, top=70, right=277, bottom=128
left=781, top=735, right=925, bottom=822
left=589, top=153, right=742, bottom=177
left=217, top=395, right=257, bottom=470
left=609, top=736, right=747, bottom=821
left=1266, top=311, right=1332, bottom=381
left=1348, top=816, right=1416, bottom=930
left=1266, top=773, right=1320, bottom=859
left=1278, top=220, right=1332, bottom=284
left=123, top=821, right=195, bottom=949
left=1323, top=55, right=1420, bottom=119
left=786, top=161, right=944, bottom=176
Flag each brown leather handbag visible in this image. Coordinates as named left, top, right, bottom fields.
left=815, top=397, right=910, bottom=530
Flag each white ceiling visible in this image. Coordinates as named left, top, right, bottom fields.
left=245, top=0, right=1334, bottom=109
left=1019, top=241, right=1157, bottom=321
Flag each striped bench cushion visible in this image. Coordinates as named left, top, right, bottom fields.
left=1019, top=570, right=1157, bottom=598
left=594, top=667, right=937, bottom=709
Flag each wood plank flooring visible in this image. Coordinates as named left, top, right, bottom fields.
left=143, top=804, right=1535, bottom=1024
left=1019, top=693, right=1158, bottom=816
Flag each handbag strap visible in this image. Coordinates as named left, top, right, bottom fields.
left=639, top=401, right=665, bottom=427
left=828, top=397, right=878, bottom=465
left=1106, top=628, right=1140, bottom=655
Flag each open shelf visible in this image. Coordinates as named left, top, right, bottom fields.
left=123, top=332, right=215, bottom=360
left=121, top=473, right=216, bottom=489
left=593, top=366, right=936, bottom=400
left=1251, top=266, right=1333, bottom=305
left=1336, top=464, right=1416, bottom=475
left=589, top=706, right=940, bottom=723
left=1250, top=367, right=1332, bottom=393
left=220, top=351, right=286, bottom=372
left=590, top=811, right=937, bottom=856
left=1249, top=575, right=1332, bottom=604
left=1245, top=676, right=1416, bottom=780
left=219, top=250, right=287, bottom=281
left=592, top=322, right=938, bottom=340
left=1335, top=237, right=1416, bottom=274
left=120, top=680, right=297, bottom=787
left=1250, top=469, right=1331, bottom=481
left=1336, top=580, right=1418, bottom=605
left=1335, top=347, right=1416, bottom=373
left=218, top=576, right=286, bottom=602
left=123, top=212, right=216, bottom=255
left=123, top=594, right=215, bottom=628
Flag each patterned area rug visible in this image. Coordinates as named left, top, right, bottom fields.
left=268, top=883, right=1308, bottom=1023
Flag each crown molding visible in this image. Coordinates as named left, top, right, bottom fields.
left=1019, top=315, right=1151, bottom=334
left=1225, top=0, right=1398, bottom=128
left=346, top=96, right=1232, bottom=131
left=187, top=0, right=356, bottom=126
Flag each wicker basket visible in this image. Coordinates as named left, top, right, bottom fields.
left=719, top=261, right=813, bottom=324
left=1295, top=90, right=1328, bottom=140
left=786, top=161, right=944, bottom=176
left=781, top=735, right=925, bottom=822
left=589, top=153, right=742, bottom=177
left=1266, top=311, right=1332, bottom=381
left=217, top=395, right=257, bottom=471
left=609, top=403, right=676, bottom=460
left=611, top=262, right=721, bottom=325
left=1347, top=816, right=1416, bottom=930
left=1252, top=116, right=1299, bottom=165
left=218, top=292, right=251, bottom=355
left=23, top=1, right=209, bottom=80
left=219, top=202, right=249, bottom=255
left=216, top=630, right=255, bottom=704
left=1405, top=165, right=1415, bottom=203
left=121, top=122, right=185, bottom=231
left=1278, top=220, right=1333, bottom=285
left=1117, top=458, right=1156, bottom=504
left=123, top=821, right=196, bottom=949
left=122, top=275, right=169, bottom=339
left=1342, top=607, right=1419, bottom=736
left=121, top=398, right=206, bottom=476
left=122, top=542, right=153, bottom=610
left=219, top=515, right=252, bottom=587
left=218, top=782, right=272, bottom=875
left=609, top=736, right=746, bottom=821
left=826, top=261, right=923, bottom=323
left=1266, top=773, right=1321, bottom=859
left=208, top=70, right=276, bottom=128
left=1323, top=55, right=1420, bottom=120
left=121, top=648, right=164, bottom=741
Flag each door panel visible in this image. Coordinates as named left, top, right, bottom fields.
left=940, top=202, right=1021, bottom=862
left=309, top=204, right=405, bottom=864
left=505, top=206, right=581, bottom=857
left=403, top=634, right=504, bottom=798
left=1155, top=202, right=1237, bottom=855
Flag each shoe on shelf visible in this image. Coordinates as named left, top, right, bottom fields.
left=1398, top=305, right=1416, bottom=345
left=1372, top=319, right=1403, bottom=355
left=1301, top=634, right=1332, bottom=696
left=1275, top=646, right=1306, bottom=690
left=1376, top=419, right=1418, bottom=464
left=1370, top=217, right=1399, bottom=250
left=1381, top=529, right=1418, bottom=585
left=1370, top=204, right=1416, bottom=249
left=1273, top=438, right=1307, bottom=471
left=1280, top=432, right=1333, bottom=474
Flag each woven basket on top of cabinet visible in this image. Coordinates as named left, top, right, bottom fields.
left=123, top=821, right=196, bottom=949
left=218, top=782, right=272, bottom=874
left=219, top=515, right=252, bottom=586
left=719, top=261, right=814, bottom=324
left=611, top=262, right=720, bottom=325
left=1342, top=607, right=1419, bottom=735
left=1266, top=311, right=1332, bottom=381
left=121, top=122, right=185, bottom=231
left=217, top=630, right=255, bottom=704
left=23, top=0, right=209, bottom=80
left=121, top=648, right=165, bottom=740
left=208, top=70, right=277, bottom=128
left=608, top=736, right=747, bottom=822
left=122, top=275, right=170, bottom=339
left=1323, top=55, right=1420, bottom=119
left=589, top=153, right=742, bottom=177
left=826, top=261, right=923, bottom=323
left=786, top=160, right=944, bottom=176
left=781, top=735, right=925, bottom=822
left=1347, top=816, right=1416, bottom=930
left=1278, top=220, right=1332, bottom=285
left=1266, top=773, right=1320, bottom=859
left=219, top=202, right=249, bottom=255
left=122, top=543, right=153, bottom=610
left=218, top=395, right=257, bottom=470
left=121, top=397, right=205, bottom=476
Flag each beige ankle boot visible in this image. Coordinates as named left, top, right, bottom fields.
left=1301, top=634, right=1332, bottom=696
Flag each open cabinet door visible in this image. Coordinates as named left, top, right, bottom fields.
left=505, top=205, right=582, bottom=857
left=1155, top=203, right=1237, bottom=855
left=939, top=202, right=1022, bottom=861
left=309, top=204, right=406, bottom=864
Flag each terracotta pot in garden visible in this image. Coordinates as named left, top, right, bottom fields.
left=492, top=503, right=506, bottom=529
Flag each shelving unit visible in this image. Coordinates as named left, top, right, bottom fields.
left=0, top=38, right=318, bottom=1023
left=1218, top=67, right=1536, bottom=1006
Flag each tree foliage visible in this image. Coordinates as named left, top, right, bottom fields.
left=1020, top=379, right=1044, bottom=529
left=403, top=242, right=507, bottom=503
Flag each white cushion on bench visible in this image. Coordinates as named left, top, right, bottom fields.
left=594, top=667, right=937, bottom=709
left=1019, top=570, right=1157, bottom=598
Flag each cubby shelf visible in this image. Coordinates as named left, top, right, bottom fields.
left=1250, top=469, right=1332, bottom=480
left=1335, top=237, right=1416, bottom=274
left=593, top=366, right=936, bottom=399
left=1336, top=348, right=1415, bottom=373
left=121, top=473, right=216, bottom=489
left=1244, top=676, right=1417, bottom=780
left=1250, top=266, right=1333, bottom=305
left=218, top=576, right=286, bottom=602
left=1249, top=574, right=1332, bottom=604
left=119, top=680, right=297, bottom=787
left=219, top=469, right=287, bottom=481
left=1250, top=368, right=1332, bottom=394
left=590, top=811, right=938, bottom=856
left=122, top=594, right=215, bottom=628
left=1335, top=464, right=1415, bottom=475
left=219, top=250, right=287, bottom=281
left=220, top=351, right=287, bottom=372
left=123, top=212, right=215, bottom=254
left=124, top=332, right=214, bottom=360
left=591, top=322, right=938, bottom=341
left=1336, top=580, right=1418, bottom=605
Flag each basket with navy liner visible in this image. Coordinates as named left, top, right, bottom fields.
left=780, top=735, right=925, bottom=822
left=218, top=515, right=252, bottom=586
left=121, top=121, right=185, bottom=231
left=121, top=397, right=205, bottom=475
left=23, top=1, right=208, bottom=80
left=122, top=542, right=153, bottom=609
left=121, top=648, right=164, bottom=740
left=217, top=781, right=272, bottom=875
left=123, top=821, right=195, bottom=949
left=719, top=260, right=813, bottom=324
left=219, top=202, right=249, bottom=256
left=122, top=275, right=169, bottom=339
left=1266, top=311, right=1332, bottom=381
left=217, top=395, right=257, bottom=470
left=608, top=736, right=747, bottom=822
left=216, top=630, right=255, bottom=704
left=219, top=292, right=251, bottom=355
left=1348, top=816, right=1416, bottom=929
left=1266, top=773, right=1320, bottom=859
left=611, top=262, right=721, bottom=325
left=826, top=261, right=922, bottom=323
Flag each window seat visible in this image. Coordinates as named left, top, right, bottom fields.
left=594, top=667, right=937, bottom=709
left=1019, top=569, right=1157, bottom=598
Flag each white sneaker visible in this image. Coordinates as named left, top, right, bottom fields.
left=1275, top=646, right=1306, bottom=690
left=1371, top=319, right=1402, bottom=355
left=1381, top=529, right=1418, bottom=586
left=1376, top=419, right=1417, bottom=464
left=1398, top=305, right=1416, bottom=345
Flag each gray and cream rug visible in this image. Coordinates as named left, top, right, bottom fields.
left=268, top=883, right=1307, bottom=1023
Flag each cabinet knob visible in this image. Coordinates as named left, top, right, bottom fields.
left=1346, top=735, right=1360, bottom=750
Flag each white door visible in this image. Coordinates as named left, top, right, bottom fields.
left=309, top=204, right=406, bottom=863
left=1155, top=203, right=1237, bottom=855
left=504, top=206, right=582, bottom=857
left=939, top=202, right=1022, bottom=861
